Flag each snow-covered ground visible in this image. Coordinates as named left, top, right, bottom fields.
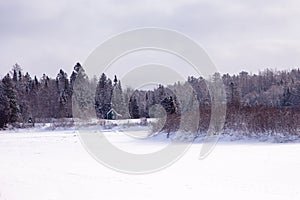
left=1, top=128, right=300, bottom=200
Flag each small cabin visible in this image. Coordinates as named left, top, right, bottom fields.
left=106, top=108, right=122, bottom=120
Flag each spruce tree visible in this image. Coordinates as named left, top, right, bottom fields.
left=95, top=73, right=113, bottom=119
left=0, top=82, right=9, bottom=128
left=56, top=69, right=71, bottom=118
left=2, top=74, right=19, bottom=124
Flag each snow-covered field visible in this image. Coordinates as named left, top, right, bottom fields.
left=1, top=128, right=300, bottom=200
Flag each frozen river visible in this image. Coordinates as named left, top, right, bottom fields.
left=0, top=129, right=300, bottom=200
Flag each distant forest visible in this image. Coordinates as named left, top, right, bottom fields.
left=1, top=62, right=300, bottom=135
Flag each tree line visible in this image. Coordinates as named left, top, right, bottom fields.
left=1, top=62, right=300, bottom=135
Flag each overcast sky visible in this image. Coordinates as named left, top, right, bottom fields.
left=1, top=0, right=300, bottom=79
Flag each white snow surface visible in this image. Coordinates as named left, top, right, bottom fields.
left=1, top=126, right=300, bottom=200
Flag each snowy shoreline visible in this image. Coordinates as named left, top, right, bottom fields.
left=2, top=123, right=300, bottom=144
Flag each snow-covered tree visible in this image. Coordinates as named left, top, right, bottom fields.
left=71, top=63, right=95, bottom=119
left=111, top=78, right=128, bottom=119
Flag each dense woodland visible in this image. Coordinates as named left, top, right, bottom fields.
left=1, top=62, right=300, bottom=135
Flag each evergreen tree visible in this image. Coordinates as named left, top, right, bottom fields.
left=56, top=69, right=72, bottom=118
left=129, top=97, right=139, bottom=119
left=12, top=70, right=18, bottom=82
left=71, top=63, right=94, bottom=118
left=29, top=76, right=39, bottom=120
left=0, top=82, right=9, bottom=128
left=19, top=72, right=32, bottom=122
left=111, top=79, right=128, bottom=118
left=95, top=73, right=113, bottom=119
left=37, top=74, right=51, bottom=118
left=2, top=74, right=19, bottom=123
